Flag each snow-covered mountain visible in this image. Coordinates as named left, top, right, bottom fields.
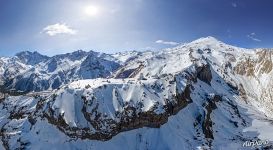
left=1, top=37, right=273, bottom=149
left=15, top=51, right=49, bottom=66
left=1, top=50, right=121, bottom=92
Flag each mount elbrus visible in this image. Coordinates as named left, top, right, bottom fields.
left=0, top=37, right=273, bottom=149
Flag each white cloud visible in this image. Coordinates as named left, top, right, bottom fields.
left=43, top=23, right=77, bottom=36
left=247, top=32, right=261, bottom=42
left=231, top=2, right=237, bottom=8
left=155, top=40, right=179, bottom=46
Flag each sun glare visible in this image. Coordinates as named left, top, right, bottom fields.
left=84, top=5, right=100, bottom=17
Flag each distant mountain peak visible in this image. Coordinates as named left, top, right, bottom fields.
left=15, top=50, right=49, bottom=65
left=15, top=50, right=35, bottom=56
left=190, top=36, right=222, bottom=44
left=15, top=50, right=48, bottom=57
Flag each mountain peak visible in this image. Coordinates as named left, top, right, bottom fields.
left=182, top=36, right=237, bottom=51
left=15, top=51, right=49, bottom=65
left=191, top=36, right=221, bottom=44
left=15, top=50, right=35, bottom=56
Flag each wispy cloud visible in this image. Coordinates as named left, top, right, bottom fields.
left=231, top=2, right=237, bottom=8
left=138, top=46, right=155, bottom=51
left=226, top=29, right=232, bottom=38
left=155, top=40, right=179, bottom=46
left=43, top=23, right=77, bottom=36
left=247, top=32, right=261, bottom=42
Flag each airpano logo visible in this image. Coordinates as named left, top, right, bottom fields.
left=242, top=140, right=269, bottom=147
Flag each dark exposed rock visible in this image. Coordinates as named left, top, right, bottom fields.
left=256, top=50, right=273, bottom=74
left=114, top=63, right=145, bottom=79
left=197, top=64, right=212, bottom=85
left=238, top=84, right=248, bottom=103
left=202, top=95, right=221, bottom=140
left=234, top=57, right=255, bottom=76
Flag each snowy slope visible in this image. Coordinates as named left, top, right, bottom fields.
left=112, top=50, right=142, bottom=64
left=1, top=37, right=273, bottom=149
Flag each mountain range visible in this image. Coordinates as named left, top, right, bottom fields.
left=0, top=37, right=273, bottom=149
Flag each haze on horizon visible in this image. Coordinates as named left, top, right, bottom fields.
left=0, top=0, right=273, bottom=56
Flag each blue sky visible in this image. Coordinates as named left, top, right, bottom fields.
left=0, top=0, right=273, bottom=56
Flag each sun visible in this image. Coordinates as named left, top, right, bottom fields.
left=84, top=5, right=100, bottom=17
